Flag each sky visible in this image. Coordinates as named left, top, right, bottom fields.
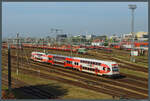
left=2, top=2, right=148, bottom=39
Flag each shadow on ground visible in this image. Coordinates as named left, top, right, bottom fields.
left=111, top=74, right=126, bottom=79
left=8, top=84, right=68, bottom=99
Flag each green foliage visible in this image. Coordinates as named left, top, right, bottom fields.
left=104, top=42, right=108, bottom=46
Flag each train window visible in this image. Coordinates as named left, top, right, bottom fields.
left=112, top=67, right=118, bottom=72
left=76, top=63, right=79, bottom=65
left=103, top=67, right=105, bottom=70
left=48, top=58, right=52, bottom=60
left=108, top=68, right=110, bottom=72
left=37, top=54, right=42, bottom=56
left=67, top=61, right=71, bottom=64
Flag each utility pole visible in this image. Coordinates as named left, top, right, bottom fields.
left=43, top=38, right=46, bottom=53
left=51, top=28, right=62, bottom=46
left=128, top=4, right=137, bottom=62
left=70, top=36, right=72, bottom=57
left=8, top=44, right=11, bottom=92
left=16, top=33, right=19, bottom=75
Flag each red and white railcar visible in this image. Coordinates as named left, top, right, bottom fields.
left=31, top=52, right=48, bottom=62
left=31, top=51, right=119, bottom=76
left=65, top=57, right=119, bottom=76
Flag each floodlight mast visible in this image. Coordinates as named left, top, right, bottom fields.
left=128, top=4, right=137, bottom=62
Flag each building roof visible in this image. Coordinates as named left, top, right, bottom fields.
left=136, top=32, right=148, bottom=38
left=92, top=39, right=103, bottom=43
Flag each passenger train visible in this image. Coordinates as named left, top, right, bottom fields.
left=31, top=52, right=119, bottom=76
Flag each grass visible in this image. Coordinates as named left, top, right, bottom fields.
left=62, top=86, right=113, bottom=99
left=19, top=48, right=149, bottom=77
left=2, top=68, right=113, bottom=99
left=2, top=48, right=148, bottom=99
left=119, top=68, right=148, bottom=79
left=88, top=50, right=148, bottom=68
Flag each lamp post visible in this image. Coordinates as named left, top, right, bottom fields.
left=128, top=4, right=137, bottom=62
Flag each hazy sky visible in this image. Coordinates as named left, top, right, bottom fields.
left=2, top=2, right=148, bottom=38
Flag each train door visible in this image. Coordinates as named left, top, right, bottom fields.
left=95, top=68, right=98, bottom=75
left=79, top=64, right=82, bottom=71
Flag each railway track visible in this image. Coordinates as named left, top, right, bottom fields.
left=2, top=63, right=147, bottom=99
left=2, top=48, right=148, bottom=73
left=87, top=51, right=148, bottom=72
left=2, top=49, right=148, bottom=85
left=2, top=48, right=148, bottom=84
left=2, top=73, right=58, bottom=99
left=1, top=53, right=148, bottom=99
left=27, top=47, right=149, bottom=70
left=2, top=52, right=148, bottom=87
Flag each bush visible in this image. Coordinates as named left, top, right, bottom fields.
left=104, top=42, right=108, bottom=46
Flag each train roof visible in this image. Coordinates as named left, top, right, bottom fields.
left=72, top=57, right=116, bottom=64
left=47, top=53, right=71, bottom=58
left=47, top=52, right=116, bottom=64
left=32, top=51, right=46, bottom=54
